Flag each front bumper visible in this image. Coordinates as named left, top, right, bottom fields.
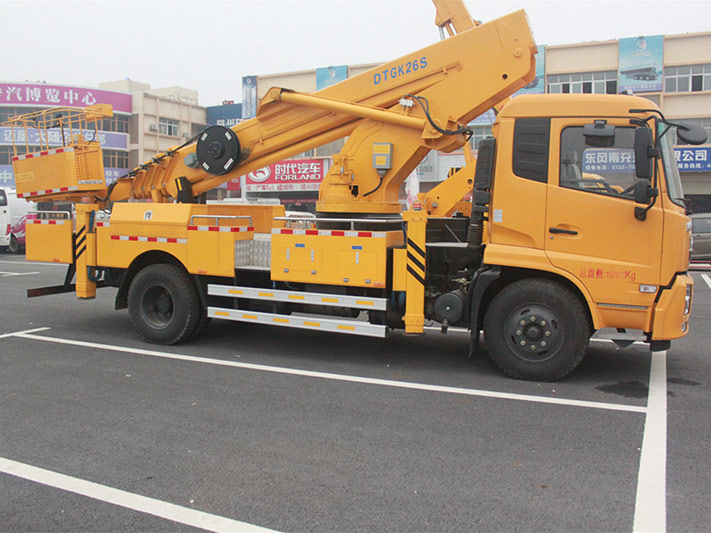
left=651, top=274, right=693, bottom=341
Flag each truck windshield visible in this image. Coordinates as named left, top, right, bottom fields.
left=659, top=124, right=685, bottom=208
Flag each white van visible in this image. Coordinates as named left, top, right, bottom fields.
left=0, top=188, right=35, bottom=254
left=0, top=188, right=10, bottom=251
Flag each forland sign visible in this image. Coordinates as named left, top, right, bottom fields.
left=244, top=158, right=328, bottom=192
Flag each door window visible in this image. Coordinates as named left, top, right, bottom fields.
left=559, top=126, right=642, bottom=199
left=0, top=189, right=7, bottom=206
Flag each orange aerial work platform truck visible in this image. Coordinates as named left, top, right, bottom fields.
left=4, top=0, right=706, bottom=380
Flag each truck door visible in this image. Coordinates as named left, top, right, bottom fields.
left=544, top=119, right=663, bottom=313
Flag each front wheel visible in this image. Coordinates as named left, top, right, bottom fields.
left=128, top=263, right=201, bottom=344
left=483, top=279, right=590, bottom=381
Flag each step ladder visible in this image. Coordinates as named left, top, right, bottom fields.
left=207, top=284, right=388, bottom=338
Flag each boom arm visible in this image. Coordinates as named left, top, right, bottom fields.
left=9, top=1, right=536, bottom=216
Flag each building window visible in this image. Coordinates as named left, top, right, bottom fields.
left=665, top=64, right=711, bottom=93
left=0, top=145, right=27, bottom=164
left=673, top=118, right=711, bottom=146
left=158, top=117, right=179, bottom=136
left=547, top=71, right=618, bottom=95
left=99, top=114, right=130, bottom=133
left=470, top=125, right=492, bottom=151
left=102, top=149, right=129, bottom=169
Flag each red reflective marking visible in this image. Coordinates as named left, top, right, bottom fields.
left=358, top=231, right=372, bottom=237
left=40, top=150, right=49, bottom=156
left=167, top=238, right=178, bottom=243
left=128, top=236, right=138, bottom=241
left=305, top=229, right=318, bottom=235
left=147, top=237, right=157, bottom=242
left=208, top=226, right=219, bottom=232
left=30, top=191, right=39, bottom=196
left=111, top=235, right=119, bottom=240
left=60, top=187, right=69, bottom=192
left=331, top=230, right=345, bottom=236
left=187, top=225, right=198, bottom=231
left=11, top=156, right=18, bottom=162
left=281, top=229, right=294, bottom=234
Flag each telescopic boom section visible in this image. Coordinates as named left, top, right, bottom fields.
left=120, top=7, right=535, bottom=214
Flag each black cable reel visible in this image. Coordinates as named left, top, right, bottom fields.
left=195, top=125, right=241, bottom=175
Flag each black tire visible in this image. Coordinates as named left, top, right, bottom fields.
left=8, top=235, right=19, bottom=254
left=483, top=279, right=590, bottom=381
left=128, top=263, right=201, bottom=345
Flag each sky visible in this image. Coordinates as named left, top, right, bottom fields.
left=4, top=0, right=711, bottom=107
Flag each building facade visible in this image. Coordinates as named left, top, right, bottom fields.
left=98, top=80, right=206, bottom=171
left=0, top=82, right=132, bottom=188
left=238, top=30, right=711, bottom=211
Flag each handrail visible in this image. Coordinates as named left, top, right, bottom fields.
left=274, top=216, right=402, bottom=231
left=35, top=210, right=72, bottom=220
left=189, top=214, right=253, bottom=226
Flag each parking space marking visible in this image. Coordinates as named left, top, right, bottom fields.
left=0, top=327, right=51, bottom=340
left=701, top=274, right=711, bottom=291
left=633, top=350, right=667, bottom=533
left=0, top=270, right=39, bottom=277
left=0, top=456, right=275, bottom=533
left=11, top=331, right=646, bottom=413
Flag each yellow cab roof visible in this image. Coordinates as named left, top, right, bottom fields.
left=498, top=94, right=660, bottom=120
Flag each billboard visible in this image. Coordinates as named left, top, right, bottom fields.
left=206, top=103, right=243, bottom=127
left=316, top=66, right=348, bottom=90
left=0, top=82, right=132, bottom=114
left=242, top=76, right=257, bottom=119
left=676, top=147, right=711, bottom=172
left=237, top=158, right=328, bottom=192
left=1, top=127, right=128, bottom=150
left=618, top=35, right=664, bottom=93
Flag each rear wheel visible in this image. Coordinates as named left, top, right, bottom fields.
left=483, top=278, right=590, bottom=381
left=8, top=235, right=19, bottom=254
left=128, top=263, right=201, bottom=344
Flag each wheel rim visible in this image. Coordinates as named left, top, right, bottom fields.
left=504, top=303, right=564, bottom=363
left=140, top=284, right=175, bottom=329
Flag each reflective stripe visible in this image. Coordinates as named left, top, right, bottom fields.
left=188, top=225, right=254, bottom=232
left=12, top=146, right=74, bottom=162
left=28, top=220, right=66, bottom=225
left=18, top=185, right=79, bottom=199
left=110, top=235, right=187, bottom=244
left=272, top=228, right=386, bottom=238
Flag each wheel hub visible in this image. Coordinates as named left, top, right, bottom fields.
left=506, top=305, right=562, bottom=363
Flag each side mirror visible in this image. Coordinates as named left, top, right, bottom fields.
left=676, top=122, right=708, bottom=145
left=583, top=120, right=615, bottom=147
left=634, top=127, right=654, bottom=180
left=633, top=180, right=657, bottom=204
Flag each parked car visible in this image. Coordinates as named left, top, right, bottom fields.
left=691, top=213, right=711, bottom=261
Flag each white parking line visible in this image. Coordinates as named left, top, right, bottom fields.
left=0, top=270, right=39, bottom=277
left=0, top=457, right=275, bottom=533
left=633, top=350, right=667, bottom=533
left=10, top=331, right=646, bottom=413
left=701, top=274, right=711, bottom=291
left=0, top=327, right=51, bottom=340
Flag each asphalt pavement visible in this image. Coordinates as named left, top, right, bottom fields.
left=0, top=254, right=710, bottom=532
